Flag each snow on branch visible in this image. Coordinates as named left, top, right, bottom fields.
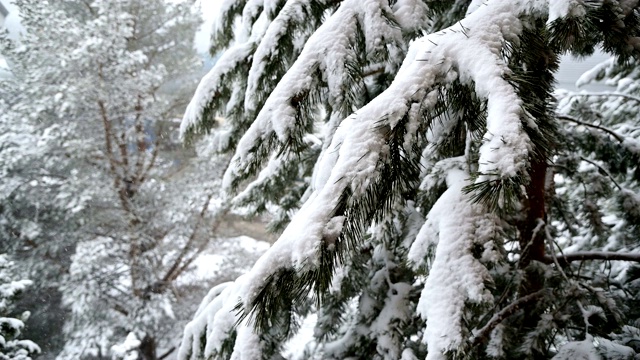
left=243, top=0, right=336, bottom=116
left=566, top=92, right=640, bottom=105
left=210, top=0, right=250, bottom=54
left=216, top=1, right=556, bottom=340
left=180, top=42, right=256, bottom=139
left=224, top=0, right=405, bottom=189
left=556, top=114, right=625, bottom=142
left=575, top=57, right=615, bottom=87
left=227, top=0, right=553, bottom=191
left=409, top=163, right=501, bottom=359
left=178, top=280, right=261, bottom=360
left=180, top=1, right=574, bottom=358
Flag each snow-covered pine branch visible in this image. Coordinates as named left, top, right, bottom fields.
left=193, top=0, right=547, bottom=337
left=178, top=0, right=640, bottom=358
left=408, top=161, right=502, bottom=358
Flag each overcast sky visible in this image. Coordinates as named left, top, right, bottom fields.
left=194, top=0, right=223, bottom=53
left=2, top=0, right=22, bottom=37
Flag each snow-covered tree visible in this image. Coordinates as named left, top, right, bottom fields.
left=0, top=6, right=82, bottom=356
left=178, top=0, right=640, bottom=359
left=549, top=51, right=640, bottom=360
left=0, top=1, right=258, bottom=359
left=0, top=254, right=40, bottom=360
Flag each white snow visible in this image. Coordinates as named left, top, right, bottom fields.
left=547, top=0, right=586, bottom=24
left=576, top=58, right=615, bottom=88
left=370, top=280, right=413, bottom=358
left=180, top=41, right=256, bottom=138
left=111, top=332, right=141, bottom=360
left=551, top=336, right=600, bottom=360
left=178, top=281, right=239, bottom=360
left=177, top=1, right=594, bottom=358
left=408, top=165, right=498, bottom=359
left=392, top=0, right=430, bottom=33
left=225, top=0, right=405, bottom=187
left=0, top=317, right=24, bottom=333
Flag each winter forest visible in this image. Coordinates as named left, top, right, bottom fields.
left=1, top=0, right=640, bottom=359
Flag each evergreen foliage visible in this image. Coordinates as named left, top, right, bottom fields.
left=179, top=0, right=640, bottom=359
left=0, top=1, right=265, bottom=359
left=0, top=254, right=40, bottom=360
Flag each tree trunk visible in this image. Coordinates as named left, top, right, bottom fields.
left=519, top=160, right=548, bottom=267
left=512, top=23, right=559, bottom=360
left=138, top=335, right=157, bottom=360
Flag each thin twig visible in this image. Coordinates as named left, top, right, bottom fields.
left=161, top=192, right=214, bottom=283
left=580, top=157, right=622, bottom=190
left=556, top=114, right=624, bottom=143
left=545, top=225, right=570, bottom=281
left=567, top=92, right=640, bottom=105
left=472, top=289, right=549, bottom=346
left=361, top=65, right=385, bottom=78
left=158, top=346, right=176, bottom=360
left=542, top=251, right=640, bottom=265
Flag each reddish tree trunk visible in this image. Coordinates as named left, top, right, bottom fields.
left=519, top=160, right=548, bottom=267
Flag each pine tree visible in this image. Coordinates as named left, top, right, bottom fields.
left=550, top=51, right=640, bottom=360
left=174, top=0, right=640, bottom=359
left=0, top=1, right=253, bottom=359
left=0, top=254, right=40, bottom=360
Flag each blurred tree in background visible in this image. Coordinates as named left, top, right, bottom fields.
left=0, top=1, right=270, bottom=359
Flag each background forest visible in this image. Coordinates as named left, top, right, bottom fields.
left=1, top=1, right=640, bottom=360
left=0, top=0, right=270, bottom=359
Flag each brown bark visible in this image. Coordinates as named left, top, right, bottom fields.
left=518, top=159, right=548, bottom=267
left=512, top=159, right=549, bottom=360
left=138, top=335, right=157, bottom=360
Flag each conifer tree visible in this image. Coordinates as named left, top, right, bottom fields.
left=179, top=0, right=640, bottom=359
left=0, top=1, right=234, bottom=359
left=0, top=254, right=40, bottom=360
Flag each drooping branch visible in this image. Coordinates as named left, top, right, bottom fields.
left=556, top=114, right=624, bottom=143
left=542, top=251, right=640, bottom=265
left=579, top=156, right=622, bottom=191
left=567, top=92, right=640, bottom=105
